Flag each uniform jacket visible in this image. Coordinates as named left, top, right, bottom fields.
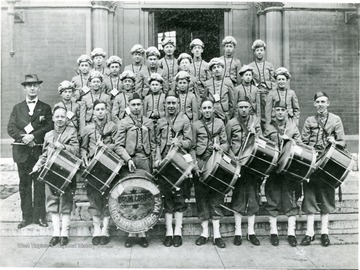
left=226, top=114, right=261, bottom=157
left=53, top=101, right=80, bottom=130
left=142, top=66, right=165, bottom=97
left=91, top=67, right=110, bottom=77
left=302, top=112, right=346, bottom=152
left=111, top=90, right=135, bottom=123
left=265, top=88, right=300, bottom=124
left=124, top=64, right=148, bottom=96
left=177, top=91, right=199, bottom=121
left=189, top=59, right=211, bottom=98
left=143, top=93, right=166, bottom=119
left=233, top=84, right=260, bottom=116
left=171, top=72, right=200, bottom=99
left=219, top=56, right=242, bottom=85
left=263, top=119, right=301, bottom=148
left=8, top=100, right=53, bottom=163
left=159, top=57, right=179, bottom=93
left=71, top=74, right=90, bottom=102
left=248, top=60, right=276, bottom=91
left=103, top=75, right=122, bottom=96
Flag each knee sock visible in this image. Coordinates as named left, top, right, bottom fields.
left=138, top=232, right=146, bottom=237
left=247, top=215, right=256, bottom=235
left=234, top=213, right=242, bottom=236
left=269, top=216, right=278, bottom=235
left=92, top=215, right=101, bottom=237
left=174, top=212, right=183, bottom=236
left=212, top=219, right=221, bottom=239
left=321, top=213, right=329, bottom=235
left=165, top=213, right=173, bottom=236
left=128, top=233, right=136, bottom=237
left=60, top=214, right=70, bottom=237
left=305, top=214, right=315, bottom=237
left=200, top=220, right=209, bottom=238
left=287, top=216, right=296, bottom=236
left=51, top=213, right=60, bottom=237
left=101, top=216, right=110, bottom=237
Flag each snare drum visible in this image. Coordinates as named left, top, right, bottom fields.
left=154, top=146, right=194, bottom=191
left=240, top=133, right=280, bottom=177
left=108, top=170, right=163, bottom=233
left=82, top=145, right=124, bottom=194
left=38, top=148, right=81, bottom=195
left=277, top=140, right=316, bottom=183
left=311, top=144, right=354, bottom=188
left=200, top=151, right=240, bottom=195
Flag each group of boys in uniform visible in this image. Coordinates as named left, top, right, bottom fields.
left=8, top=36, right=346, bottom=250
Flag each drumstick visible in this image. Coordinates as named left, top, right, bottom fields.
left=169, top=132, right=180, bottom=151
left=29, top=163, right=45, bottom=175
left=12, top=142, right=43, bottom=147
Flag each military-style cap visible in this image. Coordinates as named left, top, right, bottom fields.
left=166, top=90, right=178, bottom=99
left=314, top=91, right=329, bottom=101
left=239, top=65, right=254, bottom=76
left=208, top=58, right=225, bottom=70
left=222, top=36, right=237, bottom=46
left=237, top=96, right=251, bottom=104
left=251, top=39, right=267, bottom=50
left=93, top=99, right=107, bottom=109
left=120, top=70, right=136, bottom=82
left=161, top=38, right=176, bottom=47
left=274, top=100, right=287, bottom=108
left=77, top=55, right=93, bottom=65
left=274, top=67, right=291, bottom=79
left=190, top=38, right=204, bottom=48
left=88, top=71, right=104, bottom=82
left=177, top=53, right=192, bottom=65
left=174, top=71, right=191, bottom=82
left=21, top=74, right=43, bottom=86
left=128, top=92, right=141, bottom=102
left=58, top=80, right=75, bottom=94
left=145, top=46, right=161, bottom=58
left=130, top=44, right=145, bottom=55
left=148, top=73, right=164, bottom=84
left=90, top=48, right=107, bottom=58
left=106, top=56, right=122, bottom=67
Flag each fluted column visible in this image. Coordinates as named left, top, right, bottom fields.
left=264, top=6, right=283, bottom=68
left=91, top=1, right=113, bottom=52
left=7, top=0, right=20, bottom=57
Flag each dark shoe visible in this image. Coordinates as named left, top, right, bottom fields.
left=270, top=234, right=279, bottom=246
left=92, top=236, right=101, bottom=246
left=138, top=237, right=149, bottom=248
left=100, top=236, right=110, bottom=245
left=195, top=236, right=208, bottom=246
left=321, top=234, right=330, bottom=247
left=300, top=235, right=315, bottom=246
left=233, top=235, right=242, bottom=246
left=288, top=236, right=297, bottom=247
left=60, top=237, right=69, bottom=246
left=173, top=235, right=182, bottom=247
left=163, top=236, right=173, bottom=247
left=247, top=234, right=260, bottom=246
left=35, top=218, right=48, bottom=227
left=17, top=220, right=31, bottom=229
left=214, top=238, right=226, bottom=248
left=49, top=236, right=60, bottom=247
left=125, top=237, right=136, bottom=248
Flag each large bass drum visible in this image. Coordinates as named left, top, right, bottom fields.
left=108, top=170, right=163, bottom=233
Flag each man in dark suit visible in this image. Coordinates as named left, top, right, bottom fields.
left=7, top=74, right=53, bottom=229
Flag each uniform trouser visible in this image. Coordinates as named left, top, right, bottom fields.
left=258, top=86, right=269, bottom=131
left=162, top=180, right=189, bottom=214
left=302, top=179, right=335, bottom=214
left=132, top=152, right=152, bottom=173
left=17, top=156, right=46, bottom=221
left=265, top=173, right=301, bottom=217
left=87, top=185, right=110, bottom=217
left=45, top=184, right=73, bottom=214
left=231, top=172, right=261, bottom=216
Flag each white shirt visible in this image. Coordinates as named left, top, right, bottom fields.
left=26, top=97, right=38, bottom=116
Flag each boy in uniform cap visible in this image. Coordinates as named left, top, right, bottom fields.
left=172, top=53, right=199, bottom=97
left=143, top=73, right=166, bottom=128
left=248, top=39, right=276, bottom=129
left=81, top=100, right=129, bottom=246
left=263, top=100, right=302, bottom=247
left=234, top=65, right=260, bottom=117
left=219, top=36, right=242, bottom=86
left=191, top=98, right=229, bottom=248
left=173, top=71, right=199, bottom=122
left=154, top=90, right=193, bottom=247
left=143, top=46, right=165, bottom=97
left=32, top=106, right=79, bottom=247
left=159, top=38, right=178, bottom=94
left=225, top=96, right=262, bottom=246
left=204, top=58, right=234, bottom=124
left=103, top=55, right=122, bottom=99
left=189, top=38, right=211, bottom=99
left=91, top=48, right=110, bottom=76
left=301, top=92, right=346, bottom=247
left=71, top=55, right=93, bottom=102
left=115, top=92, right=156, bottom=248
left=111, top=70, right=137, bottom=124
left=8, top=74, right=53, bottom=229
left=124, top=44, right=148, bottom=96
left=265, top=67, right=300, bottom=126
left=54, top=81, right=80, bottom=133
left=79, top=71, right=111, bottom=132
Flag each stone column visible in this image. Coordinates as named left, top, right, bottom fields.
left=258, top=10, right=266, bottom=41
left=91, top=1, right=113, bottom=52
left=264, top=6, right=283, bottom=68
left=108, top=3, right=117, bottom=56
left=6, top=0, right=19, bottom=57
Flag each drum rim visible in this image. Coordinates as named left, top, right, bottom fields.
left=200, top=150, right=221, bottom=182
left=276, top=140, right=294, bottom=173
left=239, top=133, right=256, bottom=166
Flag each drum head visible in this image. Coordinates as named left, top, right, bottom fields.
left=276, top=140, right=293, bottom=173
left=239, top=133, right=255, bottom=165
left=200, top=151, right=220, bottom=182
left=108, top=170, right=163, bottom=233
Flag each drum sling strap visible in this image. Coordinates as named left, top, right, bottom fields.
left=201, top=118, right=216, bottom=152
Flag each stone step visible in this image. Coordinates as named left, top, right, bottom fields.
left=0, top=213, right=357, bottom=237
